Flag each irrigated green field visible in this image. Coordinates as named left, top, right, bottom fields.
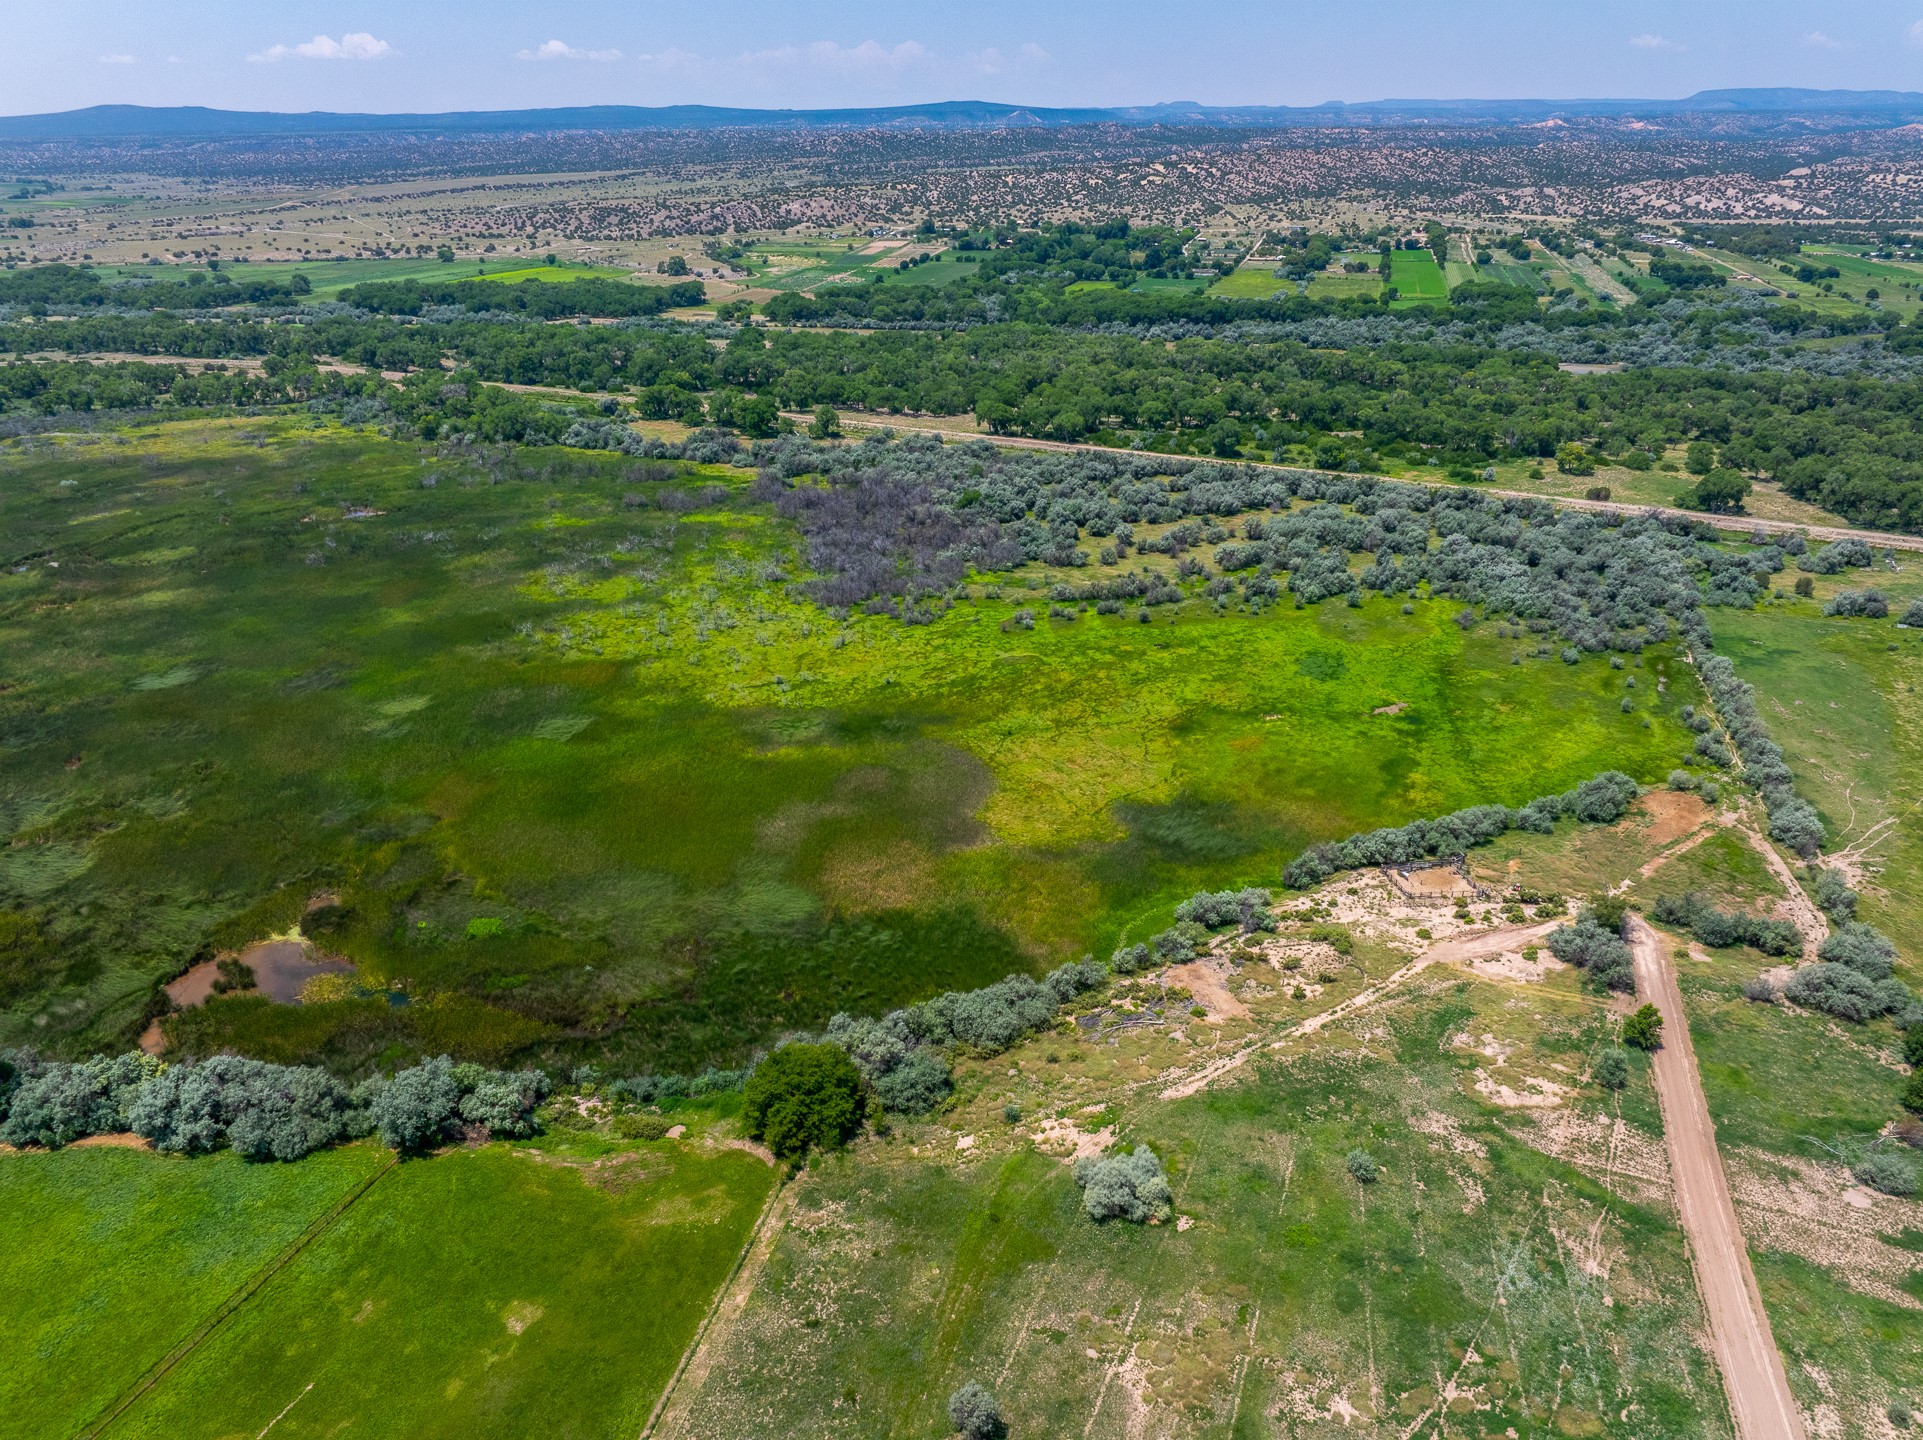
left=0, top=420, right=1696, bottom=1073
left=1206, top=265, right=1288, bottom=299
left=0, top=1144, right=386, bottom=1440
left=0, top=1136, right=773, bottom=1440
left=1387, top=250, right=1448, bottom=305
left=114, top=1140, right=775, bottom=1440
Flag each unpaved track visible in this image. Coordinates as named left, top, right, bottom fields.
left=1627, top=917, right=1806, bottom=1440
left=1158, top=919, right=1563, bottom=1101
left=789, top=413, right=1923, bottom=556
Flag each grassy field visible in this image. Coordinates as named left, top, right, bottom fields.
left=1305, top=270, right=1383, bottom=301
left=1207, top=265, right=1288, bottom=299
left=666, top=958, right=1728, bottom=1438
left=112, top=1140, right=776, bottom=1440
left=1387, top=250, right=1448, bottom=306
left=86, top=258, right=612, bottom=297
left=0, top=420, right=1697, bottom=1074
left=0, top=1144, right=385, bottom=1440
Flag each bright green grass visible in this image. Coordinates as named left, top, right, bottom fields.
left=93, top=258, right=523, bottom=296
left=1708, top=599, right=1923, bottom=961
left=1753, top=1250, right=1923, bottom=1435
left=877, top=254, right=977, bottom=287
left=113, top=1142, right=776, bottom=1440
left=472, top=264, right=635, bottom=284
left=0, top=1144, right=384, bottom=1440
left=1388, top=249, right=1448, bottom=304
left=1127, top=276, right=1209, bottom=293
left=1305, top=271, right=1382, bottom=300
left=0, top=420, right=1696, bottom=1072
left=1205, top=266, right=1287, bottom=299
left=669, top=982, right=1728, bottom=1439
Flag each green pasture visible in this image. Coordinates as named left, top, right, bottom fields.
left=1387, top=249, right=1448, bottom=305
left=112, top=1141, right=774, bottom=1440
left=1206, top=265, right=1288, bottom=299
left=1305, top=270, right=1382, bottom=300
left=0, top=1144, right=384, bottom=1440
left=1709, top=596, right=1923, bottom=959
left=92, top=258, right=523, bottom=296
left=0, top=420, right=1695, bottom=1074
left=1127, top=275, right=1209, bottom=293
left=669, top=979, right=1727, bottom=1439
left=472, top=264, right=635, bottom=285
left=877, top=254, right=976, bottom=287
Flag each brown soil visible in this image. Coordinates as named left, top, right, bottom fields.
left=70, top=1132, right=152, bottom=1150
left=1162, top=959, right=1249, bottom=1021
left=1627, top=916, right=1809, bottom=1440
left=1387, top=863, right=1477, bottom=900
left=1635, top=790, right=1712, bottom=848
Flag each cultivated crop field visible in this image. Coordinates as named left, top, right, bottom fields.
left=1387, top=250, right=1448, bottom=305
left=0, top=419, right=1693, bottom=1074
left=0, top=1134, right=773, bottom=1440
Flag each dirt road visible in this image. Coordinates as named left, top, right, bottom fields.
left=1627, top=916, right=1807, bottom=1440
left=788, top=413, right=1923, bottom=557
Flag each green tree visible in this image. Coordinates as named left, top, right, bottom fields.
left=662, top=255, right=689, bottom=276
left=1688, top=467, right=1751, bottom=513
left=1685, top=440, right=1716, bottom=475
left=1594, top=1045, right=1630, bottom=1089
left=1555, top=442, right=1595, bottom=476
left=1622, top=1004, right=1664, bottom=1051
left=743, top=1043, right=864, bottom=1159
left=809, top=403, right=842, bottom=439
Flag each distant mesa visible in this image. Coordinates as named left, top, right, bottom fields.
left=5, top=89, right=1923, bottom=141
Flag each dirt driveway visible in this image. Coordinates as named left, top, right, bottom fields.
left=1628, top=916, right=1807, bottom=1440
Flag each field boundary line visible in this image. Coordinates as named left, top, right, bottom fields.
left=76, top=1149, right=399, bottom=1440
left=642, top=1166, right=792, bottom=1440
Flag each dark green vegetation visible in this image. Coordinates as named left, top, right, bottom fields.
left=0, top=421, right=1694, bottom=1074
left=743, top=1041, right=863, bottom=1158
left=10, top=288, right=1923, bottom=528
left=0, top=1138, right=774, bottom=1440
left=0, top=1143, right=385, bottom=1440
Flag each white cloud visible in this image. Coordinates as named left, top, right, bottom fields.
left=1909, top=19, right=1923, bottom=47
left=1801, top=30, right=1844, bottom=49
left=516, top=39, right=622, bottom=63
left=1628, top=33, right=1683, bottom=51
left=972, top=42, right=1052, bottom=74
left=634, top=48, right=699, bottom=69
left=250, top=32, right=394, bottom=63
left=737, top=39, right=929, bottom=74
left=97, top=53, right=136, bottom=65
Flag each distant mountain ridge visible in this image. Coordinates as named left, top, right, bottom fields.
left=5, top=89, right=1923, bottom=139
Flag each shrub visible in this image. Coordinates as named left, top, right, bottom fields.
left=1648, top=891, right=1800, bottom=956
left=1742, top=975, right=1777, bottom=1004
left=0, top=1054, right=157, bottom=1148
left=1905, top=1072, right=1923, bottom=1116
left=1854, top=1152, right=1918, bottom=1197
left=1345, top=1148, right=1379, bottom=1183
left=130, top=1055, right=356, bottom=1161
left=1798, top=537, right=1872, bottom=574
left=613, top=1112, right=673, bottom=1140
left=742, top=1043, right=864, bottom=1159
left=1074, top=1146, right=1174, bottom=1223
left=948, top=1382, right=1006, bottom=1440
left=1810, top=867, right=1858, bottom=921
left=1174, top=887, right=1276, bottom=933
left=1818, top=921, right=1897, bottom=980
left=365, top=1056, right=464, bottom=1150
left=1622, top=1004, right=1664, bottom=1050
left=871, top=1049, right=953, bottom=1114
left=457, top=1068, right=550, bottom=1138
left=1903, top=599, right=1923, bottom=627
left=1594, top=1046, right=1630, bottom=1089
left=1825, top=588, right=1889, bottom=619
left=1783, top=963, right=1906, bottom=1023
left=1548, top=918, right=1634, bottom=992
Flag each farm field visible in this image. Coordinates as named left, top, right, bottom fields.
left=0, top=419, right=1696, bottom=1076
left=0, top=1136, right=772, bottom=1440
left=88, top=257, right=593, bottom=295
left=0, top=1143, right=386, bottom=1440
left=112, top=1139, right=776, bottom=1440
left=1206, top=264, right=1288, bottom=299
left=1387, top=249, right=1448, bottom=305
left=1305, top=267, right=1382, bottom=300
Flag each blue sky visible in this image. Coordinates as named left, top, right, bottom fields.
left=10, top=0, right=1923, bottom=115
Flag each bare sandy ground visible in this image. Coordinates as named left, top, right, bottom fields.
left=1628, top=916, right=1808, bottom=1440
